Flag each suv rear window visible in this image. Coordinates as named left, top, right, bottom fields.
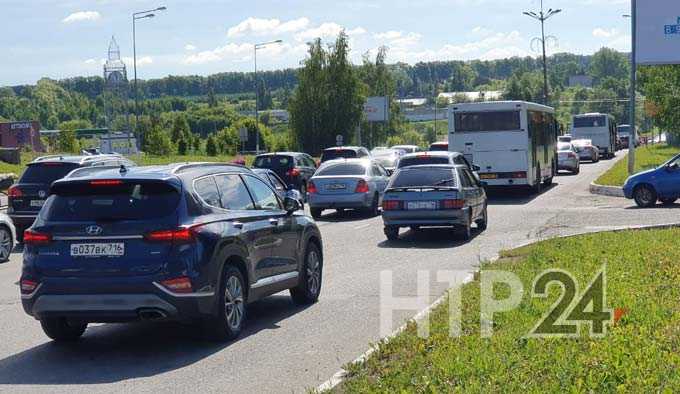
left=253, top=155, right=294, bottom=170
left=316, top=164, right=367, bottom=176
left=398, top=156, right=449, bottom=168
left=321, top=149, right=357, bottom=162
left=20, top=163, right=79, bottom=184
left=390, top=168, right=457, bottom=188
left=44, top=181, right=180, bottom=221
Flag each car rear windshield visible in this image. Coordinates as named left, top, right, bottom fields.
left=399, top=156, right=449, bottom=168
left=557, top=143, right=572, bottom=151
left=316, top=164, right=367, bottom=176
left=573, top=116, right=606, bottom=128
left=454, top=111, right=521, bottom=132
left=321, top=150, right=357, bottom=162
left=253, top=155, right=293, bottom=170
left=390, top=168, right=457, bottom=188
left=20, top=163, right=79, bottom=184
left=43, top=181, right=180, bottom=221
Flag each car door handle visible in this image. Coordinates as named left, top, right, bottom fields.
left=269, top=218, right=279, bottom=226
left=233, top=221, right=244, bottom=230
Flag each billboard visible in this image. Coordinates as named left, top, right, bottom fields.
left=364, top=96, right=389, bottom=122
left=636, top=0, right=680, bottom=65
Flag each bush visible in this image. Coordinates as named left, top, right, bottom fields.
left=205, top=135, right=218, bottom=156
left=143, top=126, right=173, bottom=156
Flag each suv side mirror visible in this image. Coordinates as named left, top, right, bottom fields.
left=472, top=165, right=481, bottom=172
left=283, top=196, right=301, bottom=214
left=667, top=163, right=679, bottom=171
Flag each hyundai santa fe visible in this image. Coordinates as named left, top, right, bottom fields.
left=20, top=163, right=323, bottom=342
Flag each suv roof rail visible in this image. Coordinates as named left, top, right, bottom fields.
left=170, top=162, right=247, bottom=175
left=64, top=165, right=124, bottom=179
left=33, top=155, right=65, bottom=162
left=81, top=153, right=122, bottom=162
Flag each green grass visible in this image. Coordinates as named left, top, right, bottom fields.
left=595, top=144, right=679, bottom=187
left=336, top=228, right=680, bottom=393
left=0, top=152, right=41, bottom=177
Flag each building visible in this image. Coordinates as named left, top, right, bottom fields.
left=0, top=121, right=45, bottom=151
left=438, top=91, right=503, bottom=103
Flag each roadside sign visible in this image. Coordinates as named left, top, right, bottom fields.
left=637, top=1, right=680, bottom=64
left=336, top=134, right=343, bottom=146
left=364, top=96, right=389, bottom=122
left=239, top=127, right=248, bottom=142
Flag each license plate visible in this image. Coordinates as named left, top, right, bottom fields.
left=407, top=201, right=437, bottom=210
left=479, top=174, right=497, bottom=180
left=327, top=184, right=347, bottom=190
left=70, top=243, right=125, bottom=257
left=30, top=200, right=45, bottom=207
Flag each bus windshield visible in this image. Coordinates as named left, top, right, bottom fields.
left=454, top=111, right=521, bottom=132
left=573, top=116, right=606, bottom=128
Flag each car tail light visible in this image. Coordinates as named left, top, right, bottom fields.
left=355, top=180, right=369, bottom=193
left=382, top=200, right=402, bottom=211
left=20, top=279, right=39, bottom=294
left=160, top=276, right=193, bottom=294
left=287, top=168, right=301, bottom=177
left=307, top=181, right=318, bottom=194
left=24, top=230, right=52, bottom=245
left=90, top=180, right=123, bottom=186
left=8, top=186, right=22, bottom=198
left=441, top=199, right=465, bottom=210
left=568, top=153, right=577, bottom=159
left=511, top=172, right=527, bottom=179
left=145, top=228, right=195, bottom=244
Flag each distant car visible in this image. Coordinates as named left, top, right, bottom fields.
left=397, top=151, right=478, bottom=173
left=308, top=158, right=389, bottom=218
left=8, top=154, right=136, bottom=241
left=429, top=141, right=449, bottom=152
left=371, top=149, right=403, bottom=174
left=558, top=135, right=572, bottom=143
left=571, top=139, right=600, bottom=163
left=20, top=163, right=323, bottom=342
left=253, top=152, right=317, bottom=198
left=370, top=147, right=390, bottom=155
left=557, top=142, right=580, bottom=174
left=252, top=168, right=304, bottom=209
left=320, top=146, right=371, bottom=163
left=0, top=212, right=16, bottom=262
left=624, top=153, right=680, bottom=208
left=391, top=145, right=421, bottom=154
left=381, top=164, right=488, bottom=241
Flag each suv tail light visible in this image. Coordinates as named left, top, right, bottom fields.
left=90, top=180, right=123, bottom=186
left=144, top=228, right=195, bottom=244
left=511, top=172, right=527, bottom=179
left=355, top=180, right=369, bottom=193
left=24, top=230, right=52, bottom=245
left=8, top=186, right=22, bottom=198
left=286, top=168, right=301, bottom=177
left=159, top=276, right=193, bottom=294
left=20, top=278, right=39, bottom=294
left=441, top=199, right=465, bottom=210
left=307, top=181, right=318, bottom=194
left=382, top=200, right=402, bottom=211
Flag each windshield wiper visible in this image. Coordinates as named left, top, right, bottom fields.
left=433, top=178, right=456, bottom=186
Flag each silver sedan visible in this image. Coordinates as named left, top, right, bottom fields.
left=0, top=212, right=16, bottom=262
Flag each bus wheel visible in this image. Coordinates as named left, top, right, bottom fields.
left=533, top=166, right=543, bottom=194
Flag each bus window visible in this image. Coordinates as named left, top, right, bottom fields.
left=454, top=111, right=521, bottom=132
left=573, top=116, right=606, bottom=128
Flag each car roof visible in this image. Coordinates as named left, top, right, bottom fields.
left=255, top=152, right=308, bottom=158
left=323, top=146, right=365, bottom=152
left=401, top=151, right=460, bottom=159
left=318, top=158, right=372, bottom=167
left=30, top=154, right=125, bottom=166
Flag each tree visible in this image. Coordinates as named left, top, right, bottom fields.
left=177, top=137, right=188, bottom=155
left=57, top=126, right=80, bottom=153
left=205, top=134, right=218, bottom=156
left=171, top=113, right=191, bottom=142
left=144, top=125, right=173, bottom=156
left=589, top=48, right=629, bottom=85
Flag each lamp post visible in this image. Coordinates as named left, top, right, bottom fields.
left=254, top=40, right=282, bottom=153
left=523, top=1, right=562, bottom=105
left=132, top=6, right=166, bottom=147
left=624, top=9, right=637, bottom=174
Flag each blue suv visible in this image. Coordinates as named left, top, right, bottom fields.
left=20, top=163, right=323, bottom=342
left=623, top=153, right=680, bottom=208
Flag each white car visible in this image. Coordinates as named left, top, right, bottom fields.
left=0, top=212, right=16, bottom=262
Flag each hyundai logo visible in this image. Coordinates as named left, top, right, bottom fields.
left=38, top=190, right=47, bottom=198
left=86, top=225, right=103, bottom=236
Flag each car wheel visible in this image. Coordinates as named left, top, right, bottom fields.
left=384, top=226, right=400, bottom=241
left=290, top=242, right=323, bottom=305
left=458, top=213, right=472, bottom=241
left=476, top=206, right=488, bottom=232
left=0, top=226, right=13, bottom=263
left=573, top=165, right=580, bottom=175
left=366, top=194, right=379, bottom=217
left=300, top=183, right=308, bottom=203
left=40, top=318, right=87, bottom=342
left=661, top=198, right=677, bottom=206
left=311, top=208, right=323, bottom=219
left=206, top=265, right=246, bottom=341
left=633, top=185, right=657, bottom=208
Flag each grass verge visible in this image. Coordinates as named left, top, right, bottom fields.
left=595, top=144, right=679, bottom=187
left=336, top=228, right=680, bottom=393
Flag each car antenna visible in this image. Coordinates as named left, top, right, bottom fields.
left=119, top=164, right=127, bottom=174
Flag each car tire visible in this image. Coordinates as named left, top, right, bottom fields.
left=0, top=226, right=13, bottom=263
left=661, top=198, right=677, bottom=206
left=458, top=213, right=472, bottom=241
left=573, top=166, right=580, bottom=175
left=633, top=185, right=657, bottom=208
left=40, top=318, right=87, bottom=342
left=290, top=242, right=323, bottom=305
left=476, top=206, right=488, bottom=232
left=206, top=265, right=246, bottom=342
left=366, top=194, right=380, bottom=217
left=384, top=226, right=400, bottom=241
left=311, top=208, right=323, bottom=219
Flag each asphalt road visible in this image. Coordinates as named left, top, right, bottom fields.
left=1, top=153, right=680, bottom=393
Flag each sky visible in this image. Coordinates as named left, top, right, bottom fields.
left=0, top=0, right=633, bottom=86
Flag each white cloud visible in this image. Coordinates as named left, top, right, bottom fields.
left=374, top=31, right=403, bottom=40
left=84, top=58, right=97, bottom=65
left=227, top=17, right=310, bottom=38
left=374, top=31, right=423, bottom=49
left=294, top=22, right=365, bottom=41
left=62, top=11, right=101, bottom=24
left=122, top=56, right=153, bottom=66
left=184, top=44, right=197, bottom=51
left=183, top=43, right=253, bottom=65
left=593, top=28, right=618, bottom=39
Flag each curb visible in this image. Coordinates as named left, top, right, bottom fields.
left=589, top=181, right=625, bottom=198
left=316, top=222, right=680, bottom=393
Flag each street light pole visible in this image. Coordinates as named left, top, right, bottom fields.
left=524, top=1, right=561, bottom=106
left=132, top=6, right=166, bottom=148
left=627, top=1, right=637, bottom=175
left=254, top=40, right=282, bottom=154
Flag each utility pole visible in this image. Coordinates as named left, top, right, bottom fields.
left=628, top=1, right=637, bottom=175
left=524, top=1, right=562, bottom=105
left=254, top=40, right=283, bottom=154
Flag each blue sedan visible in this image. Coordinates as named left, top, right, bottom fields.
left=623, top=153, right=680, bottom=208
